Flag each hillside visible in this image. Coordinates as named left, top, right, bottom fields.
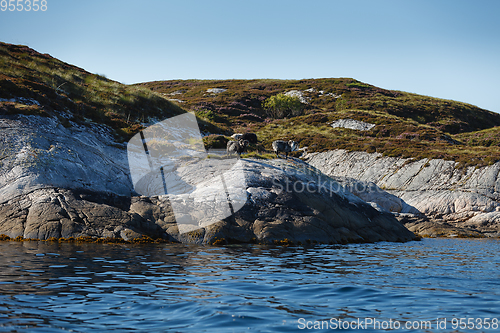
left=137, top=79, right=500, bottom=167
left=2, top=41, right=500, bottom=168
left=0, top=42, right=184, bottom=141
left=1, top=42, right=500, bottom=240
left=0, top=42, right=417, bottom=244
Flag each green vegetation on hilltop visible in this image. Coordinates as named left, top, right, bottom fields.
left=138, top=77, right=500, bottom=133
left=2, top=41, right=500, bottom=168
left=138, top=78, right=500, bottom=167
left=0, top=42, right=185, bottom=140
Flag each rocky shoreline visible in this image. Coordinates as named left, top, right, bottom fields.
left=2, top=112, right=498, bottom=244
left=305, top=149, right=500, bottom=238
left=0, top=113, right=416, bottom=244
left=0, top=154, right=417, bottom=244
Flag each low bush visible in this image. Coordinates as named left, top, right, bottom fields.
left=262, top=93, right=303, bottom=118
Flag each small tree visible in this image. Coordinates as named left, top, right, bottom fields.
left=263, top=93, right=303, bottom=119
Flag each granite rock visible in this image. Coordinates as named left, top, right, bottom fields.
left=0, top=114, right=417, bottom=244
left=305, top=149, right=500, bottom=235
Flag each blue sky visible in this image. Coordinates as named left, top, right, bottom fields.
left=1, top=0, right=499, bottom=112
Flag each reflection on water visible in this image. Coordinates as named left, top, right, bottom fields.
left=0, top=239, right=499, bottom=332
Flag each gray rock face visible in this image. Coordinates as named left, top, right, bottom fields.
left=0, top=162, right=416, bottom=244
left=328, top=176, right=420, bottom=215
left=305, top=149, right=500, bottom=234
left=206, top=88, right=227, bottom=94
left=330, top=119, right=375, bottom=131
left=284, top=90, right=310, bottom=104
left=0, top=115, right=133, bottom=200
left=0, top=114, right=416, bottom=244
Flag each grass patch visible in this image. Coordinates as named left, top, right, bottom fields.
left=242, top=152, right=276, bottom=159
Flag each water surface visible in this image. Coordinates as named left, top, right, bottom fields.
left=0, top=239, right=499, bottom=332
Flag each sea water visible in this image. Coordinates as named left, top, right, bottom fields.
left=0, top=238, right=499, bottom=332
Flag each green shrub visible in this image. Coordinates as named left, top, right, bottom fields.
left=262, top=93, right=303, bottom=118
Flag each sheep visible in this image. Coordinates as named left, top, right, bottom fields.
left=272, top=140, right=299, bottom=159
left=227, top=139, right=249, bottom=156
left=231, top=133, right=243, bottom=140
left=241, top=132, right=258, bottom=144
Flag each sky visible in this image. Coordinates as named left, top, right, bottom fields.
left=1, top=0, right=499, bottom=112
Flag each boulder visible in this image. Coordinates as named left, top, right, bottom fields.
left=330, top=119, right=375, bottom=131
left=0, top=160, right=417, bottom=244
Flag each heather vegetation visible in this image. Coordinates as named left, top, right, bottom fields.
left=2, top=41, right=500, bottom=167
left=138, top=78, right=500, bottom=167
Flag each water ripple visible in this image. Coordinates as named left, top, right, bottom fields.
left=0, top=239, right=499, bottom=332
